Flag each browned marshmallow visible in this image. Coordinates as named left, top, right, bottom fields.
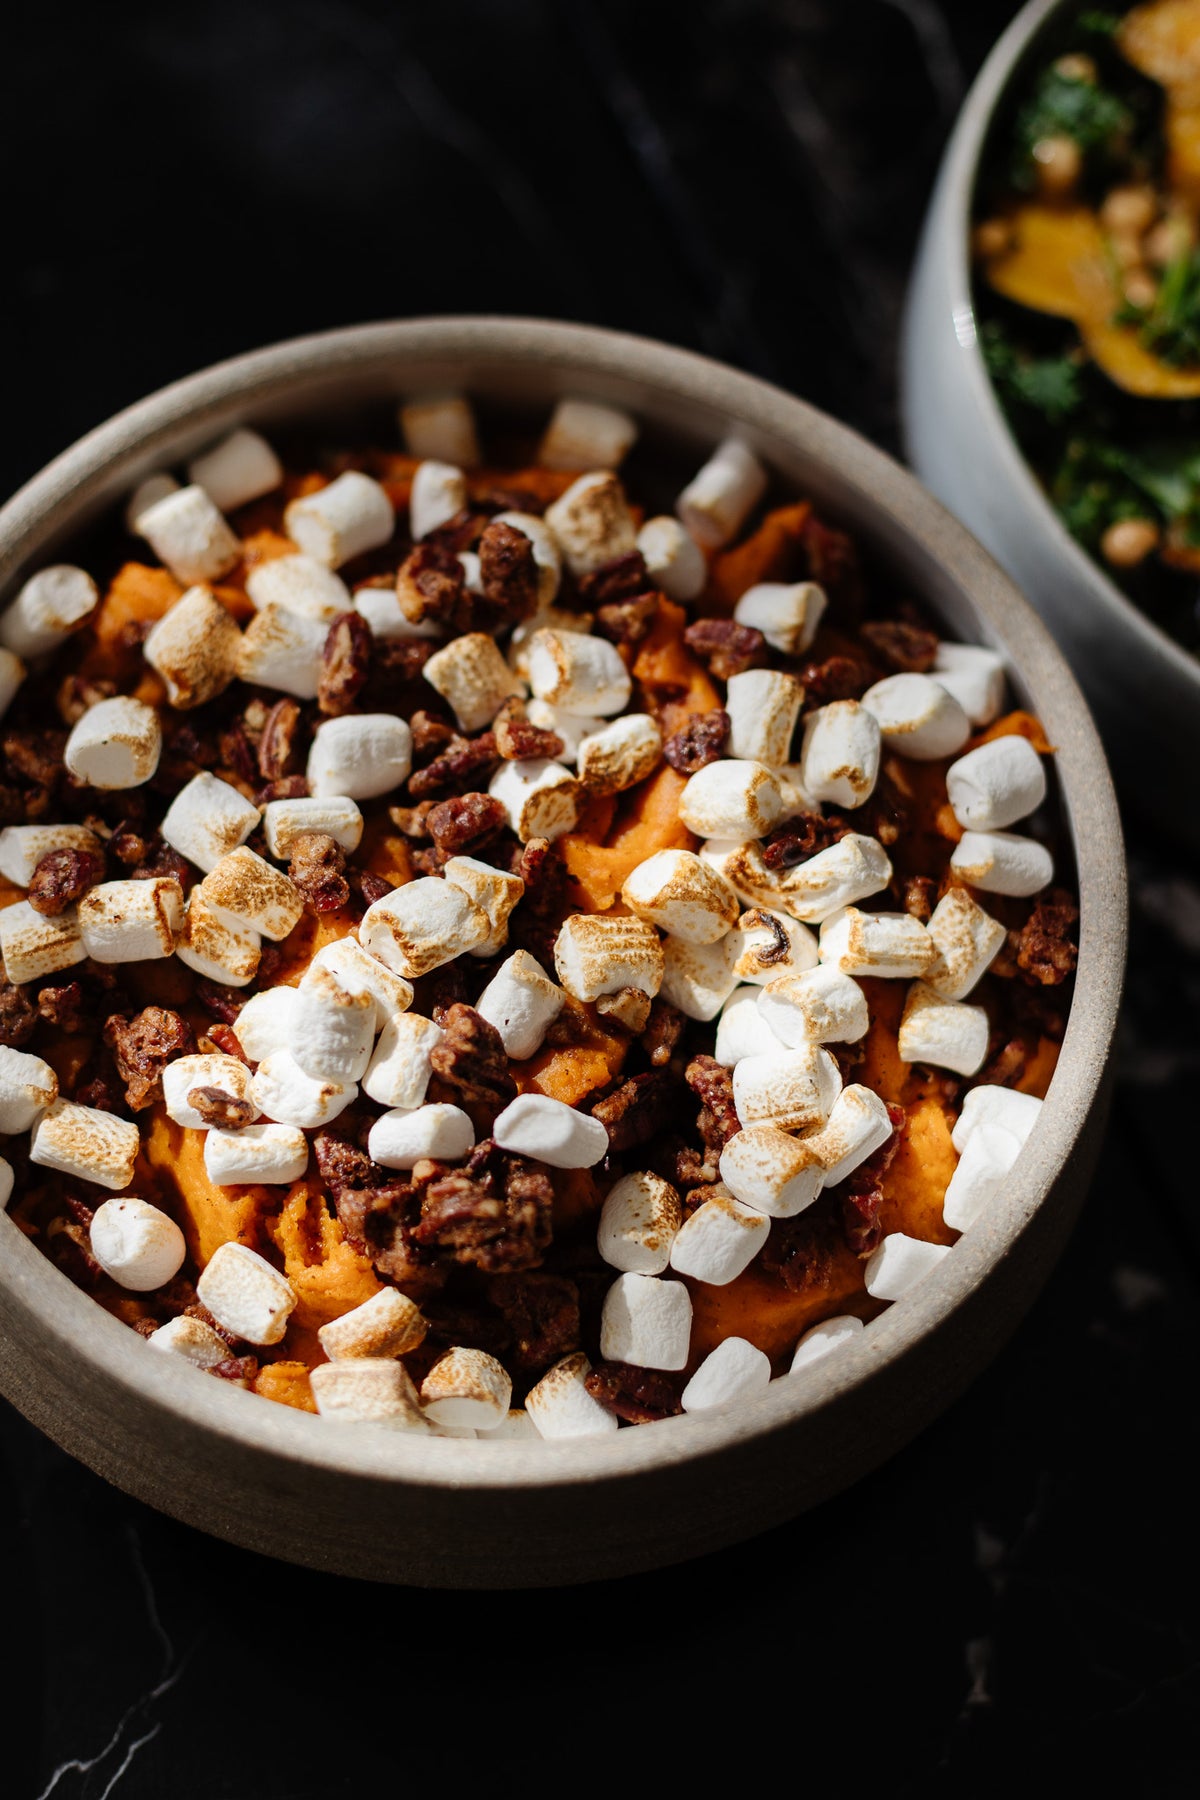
left=543, top=471, right=638, bottom=576
left=925, top=887, right=1007, bottom=1000
left=143, top=585, right=242, bottom=709
left=30, top=1099, right=140, bottom=1191
left=318, top=1287, right=428, bottom=1361
left=621, top=848, right=740, bottom=945
left=359, top=877, right=491, bottom=978
left=0, top=901, right=86, bottom=985
left=553, top=912, right=665, bottom=1001
left=576, top=714, right=663, bottom=795
left=199, top=847, right=304, bottom=942
left=423, top=631, right=523, bottom=732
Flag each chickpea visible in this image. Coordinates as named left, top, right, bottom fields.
left=1123, top=268, right=1159, bottom=309
left=1101, top=518, right=1160, bottom=569
left=1053, top=53, right=1098, bottom=84
left=973, top=218, right=1013, bottom=260
left=1101, top=184, right=1158, bottom=238
left=1033, top=134, right=1083, bottom=198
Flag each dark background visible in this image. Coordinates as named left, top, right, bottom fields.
left=3, top=3, right=1198, bottom=1794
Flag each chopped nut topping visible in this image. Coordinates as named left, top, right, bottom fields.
left=682, top=617, right=767, bottom=679
left=662, top=708, right=730, bottom=774
left=26, top=847, right=106, bottom=917
left=103, top=1006, right=195, bottom=1111
left=288, top=831, right=349, bottom=913
left=318, top=611, right=372, bottom=716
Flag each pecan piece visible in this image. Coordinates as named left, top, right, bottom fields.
left=478, top=518, right=539, bottom=623
left=257, top=697, right=304, bottom=780
left=662, top=708, right=729, bottom=775
left=205, top=1023, right=251, bottom=1064
left=591, top=1070, right=680, bottom=1153
left=796, top=655, right=874, bottom=706
left=801, top=511, right=863, bottom=611
left=128, top=838, right=192, bottom=887
left=584, top=1361, right=683, bottom=1424
left=318, top=611, right=372, bottom=716
left=507, top=836, right=568, bottom=966
left=1015, top=891, right=1079, bottom=987
left=0, top=977, right=38, bottom=1048
left=187, top=1086, right=256, bottom=1129
left=396, top=542, right=468, bottom=632
left=425, top=792, right=508, bottom=858
left=194, top=982, right=246, bottom=1024
left=493, top=698, right=564, bottom=762
left=429, top=1004, right=517, bottom=1113
left=56, top=675, right=116, bottom=727
left=26, top=847, right=106, bottom=916
left=289, top=831, right=349, bottom=913
left=407, top=730, right=499, bottom=801
left=682, top=618, right=767, bottom=680
left=642, top=997, right=685, bottom=1068
left=103, top=1006, right=195, bottom=1110
left=487, top=1271, right=580, bottom=1375
left=685, top=1055, right=740, bottom=1155
left=595, top=987, right=651, bottom=1032
left=594, top=593, right=658, bottom=645
left=859, top=619, right=938, bottom=673
left=578, top=551, right=650, bottom=606
left=4, top=727, right=66, bottom=793
left=903, top=876, right=936, bottom=923
left=37, top=981, right=89, bottom=1033
left=414, top=1142, right=552, bottom=1272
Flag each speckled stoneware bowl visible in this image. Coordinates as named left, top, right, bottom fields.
left=901, top=0, right=1200, bottom=847
left=0, top=318, right=1126, bottom=1588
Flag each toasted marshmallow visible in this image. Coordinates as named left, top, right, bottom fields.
left=819, top=906, right=935, bottom=980
left=863, top=1232, right=951, bottom=1300
left=699, top=837, right=798, bottom=913
left=554, top=912, right=664, bottom=1002
left=597, top=1171, right=682, bottom=1275
left=399, top=392, right=480, bottom=467
left=285, top=471, right=394, bottom=569
left=682, top=1338, right=771, bottom=1413
left=861, top=672, right=971, bottom=760
left=942, top=1121, right=1023, bottom=1233
left=538, top=398, right=638, bottom=471
left=89, top=1197, right=185, bottom=1291
left=0, top=901, right=86, bottom=984
left=732, top=1044, right=841, bottom=1131
left=361, top=1012, right=443, bottom=1109
left=757, top=963, right=869, bottom=1047
left=799, top=702, right=881, bottom=810
left=307, top=713, right=413, bottom=801
left=790, top=1314, right=864, bottom=1372
left=64, top=695, right=162, bottom=789
left=775, top=832, right=893, bottom=922
left=200, top=847, right=303, bottom=942
left=952, top=1085, right=1042, bottom=1155
left=488, top=757, right=581, bottom=843
left=204, top=1121, right=310, bottom=1187
left=246, top=553, right=350, bottom=621
left=731, top=909, right=820, bottom=984
left=291, top=966, right=375, bottom=1083
left=925, top=887, right=1007, bottom=1000
left=524, top=699, right=603, bottom=762
left=946, top=735, right=1047, bottom=831
left=143, top=585, right=241, bottom=709
left=725, top=668, right=805, bottom=768
left=659, top=931, right=741, bottom=1020
left=950, top=830, right=1054, bottom=897
left=932, top=642, right=1006, bottom=726
left=600, top=1271, right=693, bottom=1368
left=176, top=885, right=261, bottom=987
left=526, top=627, right=631, bottom=716
left=576, top=713, right=662, bottom=796
left=368, top=1103, right=475, bottom=1170
left=679, top=760, right=784, bottom=839
left=138, top=484, right=241, bottom=585
left=305, top=937, right=413, bottom=1029
left=636, top=515, right=706, bottom=601
left=409, top=460, right=467, bottom=540
left=508, top=607, right=590, bottom=680
left=0, top=1157, right=13, bottom=1209
left=78, top=877, right=184, bottom=963
left=236, top=603, right=326, bottom=699
left=441, top=856, right=524, bottom=957
left=30, top=1099, right=139, bottom=1190
left=480, top=1409, right=539, bottom=1440
left=809, top=1084, right=895, bottom=1186
left=147, top=1313, right=230, bottom=1368
left=0, top=1045, right=58, bottom=1132
left=676, top=438, right=767, bottom=549
left=423, top=632, right=522, bottom=733
left=526, top=1351, right=619, bottom=1439
left=0, top=648, right=24, bottom=721
left=621, top=848, right=740, bottom=945
left=188, top=428, right=282, bottom=512
left=491, top=512, right=562, bottom=605
left=0, top=823, right=102, bottom=888
left=124, top=472, right=179, bottom=534
left=251, top=1049, right=356, bottom=1129
left=719, top=1126, right=825, bottom=1219
left=162, top=773, right=259, bottom=874
left=197, top=1241, right=296, bottom=1345
left=898, top=980, right=989, bottom=1076
left=493, top=1093, right=609, bottom=1169
left=319, top=1286, right=428, bottom=1361
left=421, top=1347, right=512, bottom=1430
left=231, top=986, right=302, bottom=1062
left=544, top=471, right=638, bottom=576
left=669, top=1190, right=770, bottom=1286
left=714, top=985, right=786, bottom=1065
left=311, top=1357, right=427, bottom=1429
left=261, top=794, right=363, bottom=858
left=474, top=949, right=565, bottom=1059
left=0, top=565, right=98, bottom=659
left=162, top=1053, right=259, bottom=1130
left=733, top=580, right=826, bottom=656
left=360, top=878, right=490, bottom=978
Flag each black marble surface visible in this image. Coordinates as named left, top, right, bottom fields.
left=3, top=3, right=1198, bottom=1793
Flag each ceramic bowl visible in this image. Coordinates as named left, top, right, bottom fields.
left=901, top=0, right=1200, bottom=847
left=0, top=317, right=1126, bottom=1587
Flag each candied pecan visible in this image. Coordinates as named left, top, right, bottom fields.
left=487, top=1271, right=580, bottom=1374
left=476, top=484, right=545, bottom=517
left=859, top=619, right=938, bottom=673
left=3, top=727, right=66, bottom=791
left=289, top=831, right=349, bottom=913
left=318, top=610, right=372, bottom=716
left=796, top=655, right=874, bottom=706
left=206, top=1023, right=250, bottom=1064
left=0, top=977, right=38, bottom=1047
left=37, top=981, right=88, bottom=1033
left=257, top=697, right=304, bottom=780
left=396, top=542, right=467, bottom=631
left=977, top=1038, right=1028, bottom=1089
left=429, top=1004, right=517, bottom=1113
left=685, top=1055, right=740, bottom=1155
left=838, top=1103, right=903, bottom=1260
left=368, top=636, right=435, bottom=686
left=426, top=792, right=508, bottom=858
left=683, top=618, right=767, bottom=680
left=591, top=1070, right=680, bottom=1153
left=801, top=511, right=863, bottom=611
left=584, top=1362, right=683, bottom=1424
left=493, top=698, right=564, bottom=762
left=389, top=800, right=434, bottom=839
left=860, top=766, right=909, bottom=849
left=419, top=1298, right=513, bottom=1360
left=74, top=1062, right=124, bottom=1112
left=426, top=508, right=489, bottom=554
left=507, top=836, right=568, bottom=965
left=345, top=867, right=394, bottom=911
left=26, top=847, right=106, bottom=917
left=415, top=1143, right=552, bottom=1273
left=103, top=1006, right=195, bottom=1110
left=410, top=710, right=456, bottom=759
left=761, top=810, right=850, bottom=870
left=218, top=719, right=257, bottom=786
left=109, top=827, right=150, bottom=866
left=210, top=1355, right=260, bottom=1386
left=662, top=708, right=729, bottom=775
left=46, top=1212, right=105, bottom=1288
left=313, top=1127, right=381, bottom=1193
left=478, top=518, right=539, bottom=623
left=333, top=1178, right=445, bottom=1292
left=642, top=997, right=685, bottom=1068
left=128, top=838, right=192, bottom=887
left=1016, top=891, right=1079, bottom=987
left=903, top=875, right=936, bottom=922
left=578, top=551, right=650, bottom=606
left=416, top=959, right=470, bottom=1026
left=760, top=1210, right=837, bottom=1294
left=595, top=593, right=658, bottom=645
left=256, top=775, right=310, bottom=805
left=187, top=1086, right=256, bottom=1129
left=407, top=730, right=499, bottom=801
left=194, top=982, right=245, bottom=1023
left=595, top=987, right=651, bottom=1032
left=56, top=674, right=116, bottom=727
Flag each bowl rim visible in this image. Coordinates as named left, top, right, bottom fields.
left=925, top=0, right=1200, bottom=696
left=0, top=314, right=1127, bottom=1494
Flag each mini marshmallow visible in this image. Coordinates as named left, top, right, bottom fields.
left=474, top=949, right=565, bottom=1059
left=30, top=1099, right=139, bottom=1191
left=319, top=1287, right=427, bottom=1361
left=659, top=931, right=741, bottom=1020
left=147, top=1313, right=230, bottom=1368
left=197, top=1241, right=297, bottom=1345
left=526, top=1352, right=619, bottom=1439
left=368, top=1103, right=475, bottom=1169
left=790, top=1314, right=864, bottom=1372
left=863, top=1231, right=952, bottom=1300
left=819, top=906, right=935, bottom=980
left=538, top=398, right=638, bottom=470
left=509, top=607, right=590, bottom=681
left=246, top=553, right=351, bottom=621
left=0, top=648, right=24, bottom=721
left=676, top=438, right=767, bottom=549
left=526, top=627, right=632, bottom=716
left=809, top=1083, right=895, bottom=1186
left=188, top=428, right=282, bottom=512
left=409, top=459, right=467, bottom=540
left=304, top=937, right=414, bottom=1028
left=0, top=565, right=99, bottom=658
left=952, top=1085, right=1043, bottom=1155
left=946, top=735, right=1048, bottom=831
left=732, top=1044, right=842, bottom=1132
left=200, top=847, right=303, bottom=942
left=725, top=668, right=805, bottom=768
left=481, top=1409, right=539, bottom=1440
left=731, top=909, right=820, bottom=984
left=678, top=760, right=784, bottom=839
left=861, top=672, right=972, bottom=760
left=261, top=794, right=363, bottom=858
left=950, top=830, right=1054, bottom=897
left=0, top=901, right=86, bottom=985
left=757, top=963, right=869, bottom=1047
left=554, top=913, right=664, bottom=1002
left=421, top=1347, right=512, bottom=1430
left=576, top=713, right=662, bottom=795
left=932, top=642, right=1006, bottom=726
left=204, top=1122, right=310, bottom=1187
left=0, top=1045, right=58, bottom=1133
left=714, top=985, right=786, bottom=1065
left=89, top=1198, right=185, bottom=1292
left=733, top=581, right=826, bottom=656
left=237, top=604, right=326, bottom=699
left=491, top=512, right=562, bottom=605
left=423, top=631, right=522, bottom=733
left=307, top=713, right=413, bottom=801
left=251, top=1049, right=356, bottom=1129
left=64, top=696, right=162, bottom=789
left=162, top=773, right=260, bottom=874
left=78, top=878, right=184, bottom=963
left=524, top=699, right=604, bottom=762
left=284, top=471, right=394, bottom=569
left=636, top=515, right=707, bottom=601
left=138, top=485, right=241, bottom=585
left=600, top=1271, right=693, bottom=1367
left=360, top=878, right=490, bottom=978
left=544, top=471, right=638, bottom=576
left=492, top=1093, right=609, bottom=1169
left=441, top=855, right=524, bottom=956
left=942, top=1122, right=1023, bottom=1233
left=231, top=986, right=302, bottom=1061
left=719, top=1125, right=825, bottom=1218
left=898, top=980, right=989, bottom=1076
left=681, top=1338, right=771, bottom=1413
left=488, top=757, right=582, bottom=843
left=597, top=1171, right=682, bottom=1275
left=310, top=1358, right=427, bottom=1430
left=0, top=823, right=102, bottom=887
left=143, top=585, right=242, bottom=709
left=0, top=1157, right=12, bottom=1210
left=799, top=702, right=881, bottom=809
left=292, top=966, right=375, bottom=1083
left=162, top=1054, right=259, bottom=1130
left=124, top=472, right=178, bottom=534
left=668, top=1191, right=770, bottom=1286
left=776, top=832, right=894, bottom=922
left=925, top=887, right=1007, bottom=1000
left=361, top=1012, right=443, bottom=1109
left=621, top=848, right=740, bottom=945
left=399, top=392, right=481, bottom=467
